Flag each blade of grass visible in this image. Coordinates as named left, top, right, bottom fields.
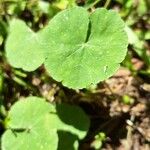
left=84, top=0, right=102, bottom=9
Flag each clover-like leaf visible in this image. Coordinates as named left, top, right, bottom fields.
left=2, top=128, right=58, bottom=150
left=1, top=97, right=58, bottom=150
left=44, top=7, right=128, bottom=89
left=5, top=19, right=47, bottom=71
left=1, top=96, right=90, bottom=150
left=5, top=7, right=128, bottom=89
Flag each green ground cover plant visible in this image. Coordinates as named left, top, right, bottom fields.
left=6, top=6, right=128, bottom=89
left=2, top=97, right=90, bottom=150
left=0, top=4, right=128, bottom=150
left=3, top=0, right=149, bottom=149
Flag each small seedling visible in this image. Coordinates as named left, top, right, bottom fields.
left=91, top=132, right=106, bottom=150
left=122, top=95, right=134, bottom=105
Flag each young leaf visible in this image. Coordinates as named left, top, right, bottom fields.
left=1, top=97, right=58, bottom=150
left=2, top=129, right=58, bottom=150
left=1, top=96, right=90, bottom=150
left=5, top=19, right=47, bottom=71
left=44, top=7, right=128, bottom=89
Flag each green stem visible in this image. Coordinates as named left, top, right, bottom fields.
left=12, top=76, right=40, bottom=96
left=104, top=0, right=111, bottom=8
left=84, top=0, right=102, bottom=9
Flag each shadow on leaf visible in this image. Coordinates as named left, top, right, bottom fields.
left=56, top=103, right=90, bottom=132
left=57, top=131, right=78, bottom=150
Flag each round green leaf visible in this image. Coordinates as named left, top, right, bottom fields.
left=2, top=97, right=58, bottom=150
left=1, top=97, right=90, bottom=150
left=2, top=129, right=58, bottom=150
left=6, top=19, right=47, bottom=71
left=44, top=7, right=128, bottom=89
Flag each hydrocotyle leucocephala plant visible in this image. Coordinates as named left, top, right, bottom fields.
left=5, top=6, right=128, bottom=89
left=1, top=96, right=90, bottom=150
